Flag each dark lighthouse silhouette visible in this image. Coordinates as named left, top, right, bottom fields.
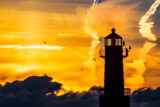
left=99, top=28, right=131, bottom=107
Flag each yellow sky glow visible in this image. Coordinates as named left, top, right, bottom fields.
left=0, top=0, right=159, bottom=93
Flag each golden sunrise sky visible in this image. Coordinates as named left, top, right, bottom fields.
left=0, top=0, right=159, bottom=92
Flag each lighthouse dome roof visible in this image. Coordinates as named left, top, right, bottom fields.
left=105, top=28, right=122, bottom=39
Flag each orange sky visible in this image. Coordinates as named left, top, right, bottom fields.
left=0, top=0, right=159, bottom=92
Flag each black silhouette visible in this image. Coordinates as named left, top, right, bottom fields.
left=80, top=68, right=84, bottom=71
left=99, top=28, right=131, bottom=107
left=43, top=41, right=47, bottom=45
left=93, top=58, right=96, bottom=61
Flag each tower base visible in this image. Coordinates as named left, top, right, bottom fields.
left=99, top=95, right=130, bottom=107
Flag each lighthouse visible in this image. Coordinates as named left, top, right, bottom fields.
left=99, top=28, right=131, bottom=107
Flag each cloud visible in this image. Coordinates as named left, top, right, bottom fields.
left=97, top=0, right=107, bottom=3
left=1, top=75, right=62, bottom=94
left=1, top=75, right=160, bottom=107
left=0, top=75, right=101, bottom=107
left=86, top=0, right=141, bottom=40
left=132, top=87, right=160, bottom=102
left=132, top=87, right=160, bottom=107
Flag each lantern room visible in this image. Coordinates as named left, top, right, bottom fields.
left=104, top=28, right=122, bottom=46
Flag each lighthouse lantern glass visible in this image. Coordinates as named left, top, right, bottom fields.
left=116, top=39, right=122, bottom=46
left=105, top=38, right=122, bottom=46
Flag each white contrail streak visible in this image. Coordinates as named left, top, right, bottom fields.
left=126, top=0, right=159, bottom=90
left=139, top=0, right=160, bottom=41
left=84, top=0, right=99, bottom=66
left=92, top=0, right=98, bottom=9
left=0, top=45, right=64, bottom=50
left=83, top=0, right=99, bottom=83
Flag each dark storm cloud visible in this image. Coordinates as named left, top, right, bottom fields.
left=1, top=75, right=160, bottom=107
left=132, top=87, right=160, bottom=102
left=0, top=75, right=62, bottom=94
left=97, top=0, right=106, bottom=3
left=0, top=75, right=101, bottom=107
left=131, top=87, right=160, bottom=107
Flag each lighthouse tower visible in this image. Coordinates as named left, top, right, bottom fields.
left=99, top=28, right=131, bottom=107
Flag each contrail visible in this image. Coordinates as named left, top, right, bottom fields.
left=84, top=0, right=99, bottom=40
left=92, top=0, right=98, bottom=9
left=139, top=0, right=160, bottom=41
left=83, top=0, right=99, bottom=83
left=84, top=0, right=99, bottom=66
left=0, top=45, right=64, bottom=50
left=126, top=0, right=159, bottom=90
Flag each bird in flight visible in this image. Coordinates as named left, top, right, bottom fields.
left=43, top=41, right=47, bottom=45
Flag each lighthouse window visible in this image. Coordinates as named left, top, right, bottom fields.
left=108, top=39, right=112, bottom=46
left=104, top=39, right=121, bottom=46
left=105, top=39, right=111, bottom=46
left=116, top=39, right=122, bottom=46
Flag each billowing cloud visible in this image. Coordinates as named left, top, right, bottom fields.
left=0, top=75, right=159, bottom=107
left=132, top=87, right=160, bottom=107
left=0, top=75, right=101, bottom=107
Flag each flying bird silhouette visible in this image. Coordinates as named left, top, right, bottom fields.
left=43, top=41, right=47, bottom=45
